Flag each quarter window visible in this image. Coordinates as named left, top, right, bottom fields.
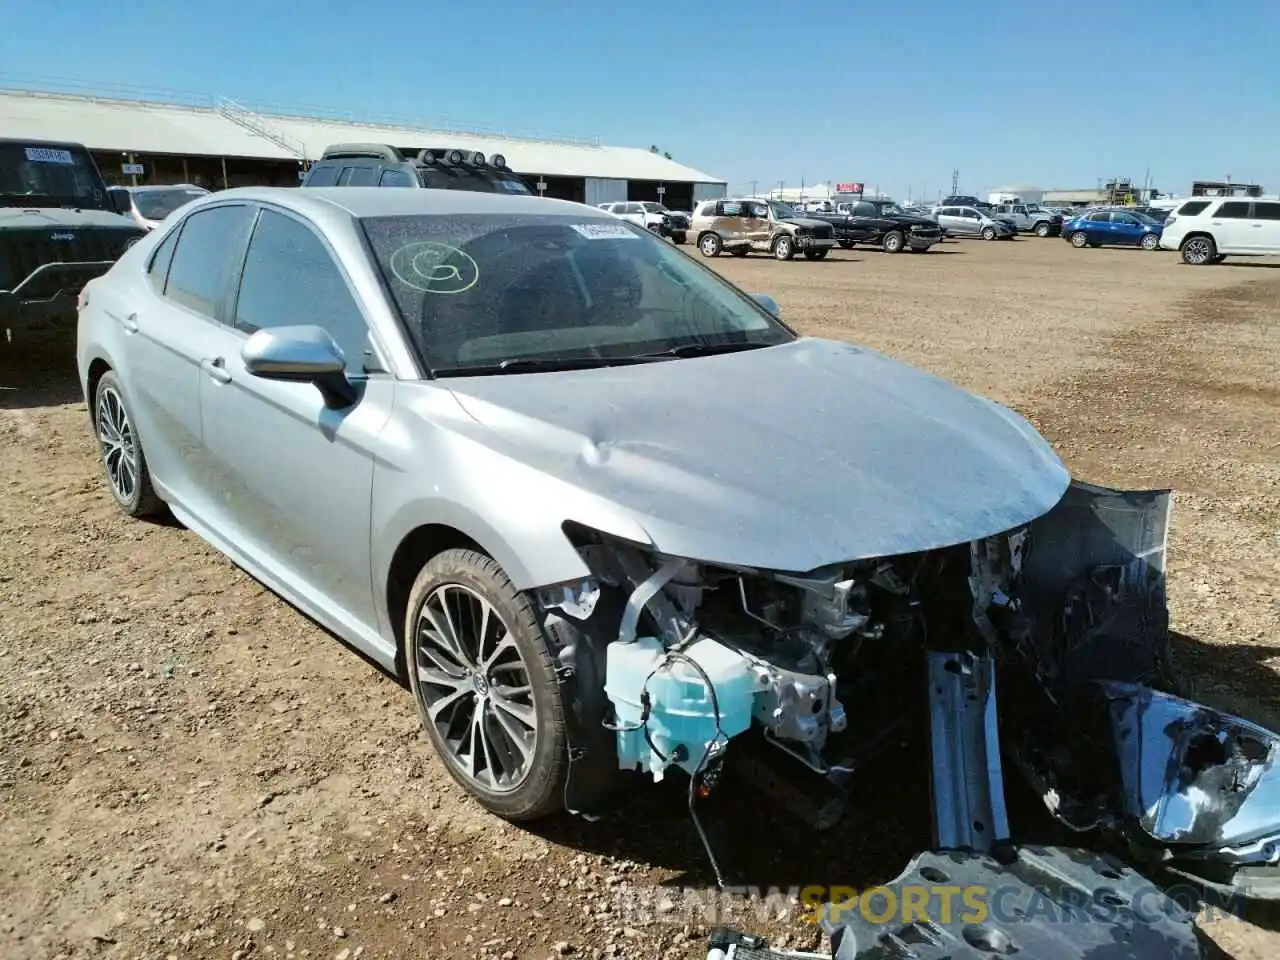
left=232, top=209, right=372, bottom=373
left=147, top=226, right=181, bottom=293
left=1215, top=201, right=1251, bottom=218
left=164, top=205, right=256, bottom=318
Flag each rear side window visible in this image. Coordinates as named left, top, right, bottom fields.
left=1215, top=201, right=1251, bottom=218
left=165, top=205, right=256, bottom=318
left=719, top=201, right=743, bottom=216
left=147, top=226, right=181, bottom=292
left=1175, top=200, right=1210, bottom=216
left=305, top=164, right=339, bottom=187
left=1254, top=202, right=1280, bottom=220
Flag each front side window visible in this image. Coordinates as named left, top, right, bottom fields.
left=744, top=201, right=769, bottom=218
left=165, top=205, right=256, bottom=318
left=1215, top=201, right=1251, bottom=218
left=768, top=201, right=798, bottom=219
left=359, top=213, right=794, bottom=374
left=233, top=209, right=371, bottom=372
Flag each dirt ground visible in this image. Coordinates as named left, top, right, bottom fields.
left=2, top=235, right=1278, bottom=960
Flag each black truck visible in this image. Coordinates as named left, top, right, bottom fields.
left=0, top=138, right=145, bottom=341
left=807, top=199, right=942, bottom=253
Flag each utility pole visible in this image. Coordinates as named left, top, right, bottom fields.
left=951, top=169, right=959, bottom=195
left=750, top=179, right=758, bottom=197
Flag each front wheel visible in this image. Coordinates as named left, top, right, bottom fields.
left=405, top=548, right=568, bottom=821
left=1070, top=231, right=1089, bottom=248
left=671, top=232, right=686, bottom=245
left=773, top=235, right=795, bottom=260
left=803, top=248, right=829, bottom=260
left=1034, top=222, right=1051, bottom=238
left=1140, top=232, right=1160, bottom=251
left=838, top=240, right=855, bottom=249
left=882, top=230, right=905, bottom=253
left=981, top=226, right=996, bottom=241
left=698, top=233, right=722, bottom=257
left=1180, top=235, right=1216, bottom=265
left=94, top=371, right=165, bottom=518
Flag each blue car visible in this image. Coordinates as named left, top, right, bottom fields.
left=1063, top=209, right=1164, bottom=250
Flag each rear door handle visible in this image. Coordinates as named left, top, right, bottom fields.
left=200, top=357, right=232, bottom=384
left=120, top=312, right=138, bottom=334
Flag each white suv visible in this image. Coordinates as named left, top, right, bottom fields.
left=1159, top=196, right=1280, bottom=265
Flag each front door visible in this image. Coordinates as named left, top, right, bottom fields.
left=742, top=200, right=772, bottom=249
left=196, top=205, right=393, bottom=641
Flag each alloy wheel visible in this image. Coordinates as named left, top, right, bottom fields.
left=1141, top=233, right=1159, bottom=250
left=96, top=385, right=138, bottom=504
left=1071, top=232, right=1088, bottom=248
left=1182, top=238, right=1212, bottom=264
left=413, top=583, right=538, bottom=793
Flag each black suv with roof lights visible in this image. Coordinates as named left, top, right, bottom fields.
left=301, top=143, right=532, bottom=195
left=0, top=138, right=145, bottom=341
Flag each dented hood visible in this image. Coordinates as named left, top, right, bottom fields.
left=444, top=338, right=1070, bottom=571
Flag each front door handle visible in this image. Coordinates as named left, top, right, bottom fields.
left=120, top=312, right=139, bottom=334
left=200, top=357, right=232, bottom=384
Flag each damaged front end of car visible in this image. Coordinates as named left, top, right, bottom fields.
left=535, top=480, right=1280, bottom=957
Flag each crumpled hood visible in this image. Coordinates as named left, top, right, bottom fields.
left=0, top=206, right=139, bottom=231
left=443, top=338, right=1070, bottom=571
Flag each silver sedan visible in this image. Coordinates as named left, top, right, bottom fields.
left=78, top=187, right=1200, bottom=857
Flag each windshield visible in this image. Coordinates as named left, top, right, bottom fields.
left=131, top=187, right=208, bottom=221
left=640, top=202, right=669, bottom=214
left=417, top=166, right=532, bottom=194
left=360, top=213, right=794, bottom=374
left=768, top=201, right=799, bottom=219
left=0, top=143, right=108, bottom=208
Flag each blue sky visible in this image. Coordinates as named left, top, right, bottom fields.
left=2, top=0, right=1278, bottom=199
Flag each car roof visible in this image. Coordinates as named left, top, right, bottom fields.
left=183, top=186, right=600, bottom=221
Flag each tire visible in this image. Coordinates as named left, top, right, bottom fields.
left=93, top=370, right=165, bottom=518
left=1034, top=222, right=1051, bottom=238
left=405, top=548, right=568, bottom=822
left=981, top=226, right=997, bottom=241
left=803, top=248, right=829, bottom=261
left=1070, top=231, right=1089, bottom=248
left=646, top=222, right=661, bottom=234
left=729, top=247, right=749, bottom=257
left=698, top=233, right=722, bottom=257
left=838, top=240, right=855, bottom=249
left=1140, top=232, right=1160, bottom=251
left=671, top=232, right=686, bottom=245
left=1180, top=235, right=1216, bottom=265
left=772, top=235, right=794, bottom=260
left=881, top=230, right=905, bottom=253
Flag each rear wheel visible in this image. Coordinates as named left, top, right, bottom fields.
left=94, top=371, right=165, bottom=518
left=772, top=235, right=795, bottom=260
left=698, top=233, right=722, bottom=257
left=882, top=230, right=905, bottom=253
left=803, top=248, right=829, bottom=261
left=1180, top=235, right=1215, bottom=265
left=1070, top=231, right=1089, bottom=248
left=405, top=549, right=568, bottom=821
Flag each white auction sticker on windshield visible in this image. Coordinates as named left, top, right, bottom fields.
left=570, top=222, right=640, bottom=240
left=24, top=147, right=75, bottom=165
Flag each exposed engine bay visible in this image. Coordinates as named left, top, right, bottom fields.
left=539, top=480, right=1280, bottom=953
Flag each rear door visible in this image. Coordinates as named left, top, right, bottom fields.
left=195, top=205, right=392, bottom=639
left=1208, top=200, right=1252, bottom=252
left=742, top=200, right=772, bottom=247
left=120, top=204, right=255, bottom=515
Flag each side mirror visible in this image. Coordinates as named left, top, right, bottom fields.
left=242, top=325, right=357, bottom=408
left=751, top=293, right=780, bottom=318
left=109, top=191, right=132, bottom=216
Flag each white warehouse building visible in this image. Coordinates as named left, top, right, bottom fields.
left=0, top=85, right=727, bottom=211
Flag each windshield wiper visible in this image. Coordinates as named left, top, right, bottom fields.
left=632, top=341, right=779, bottom=360
left=431, top=356, right=645, bottom=377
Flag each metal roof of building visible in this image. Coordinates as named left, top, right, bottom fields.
left=0, top=88, right=724, bottom=184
